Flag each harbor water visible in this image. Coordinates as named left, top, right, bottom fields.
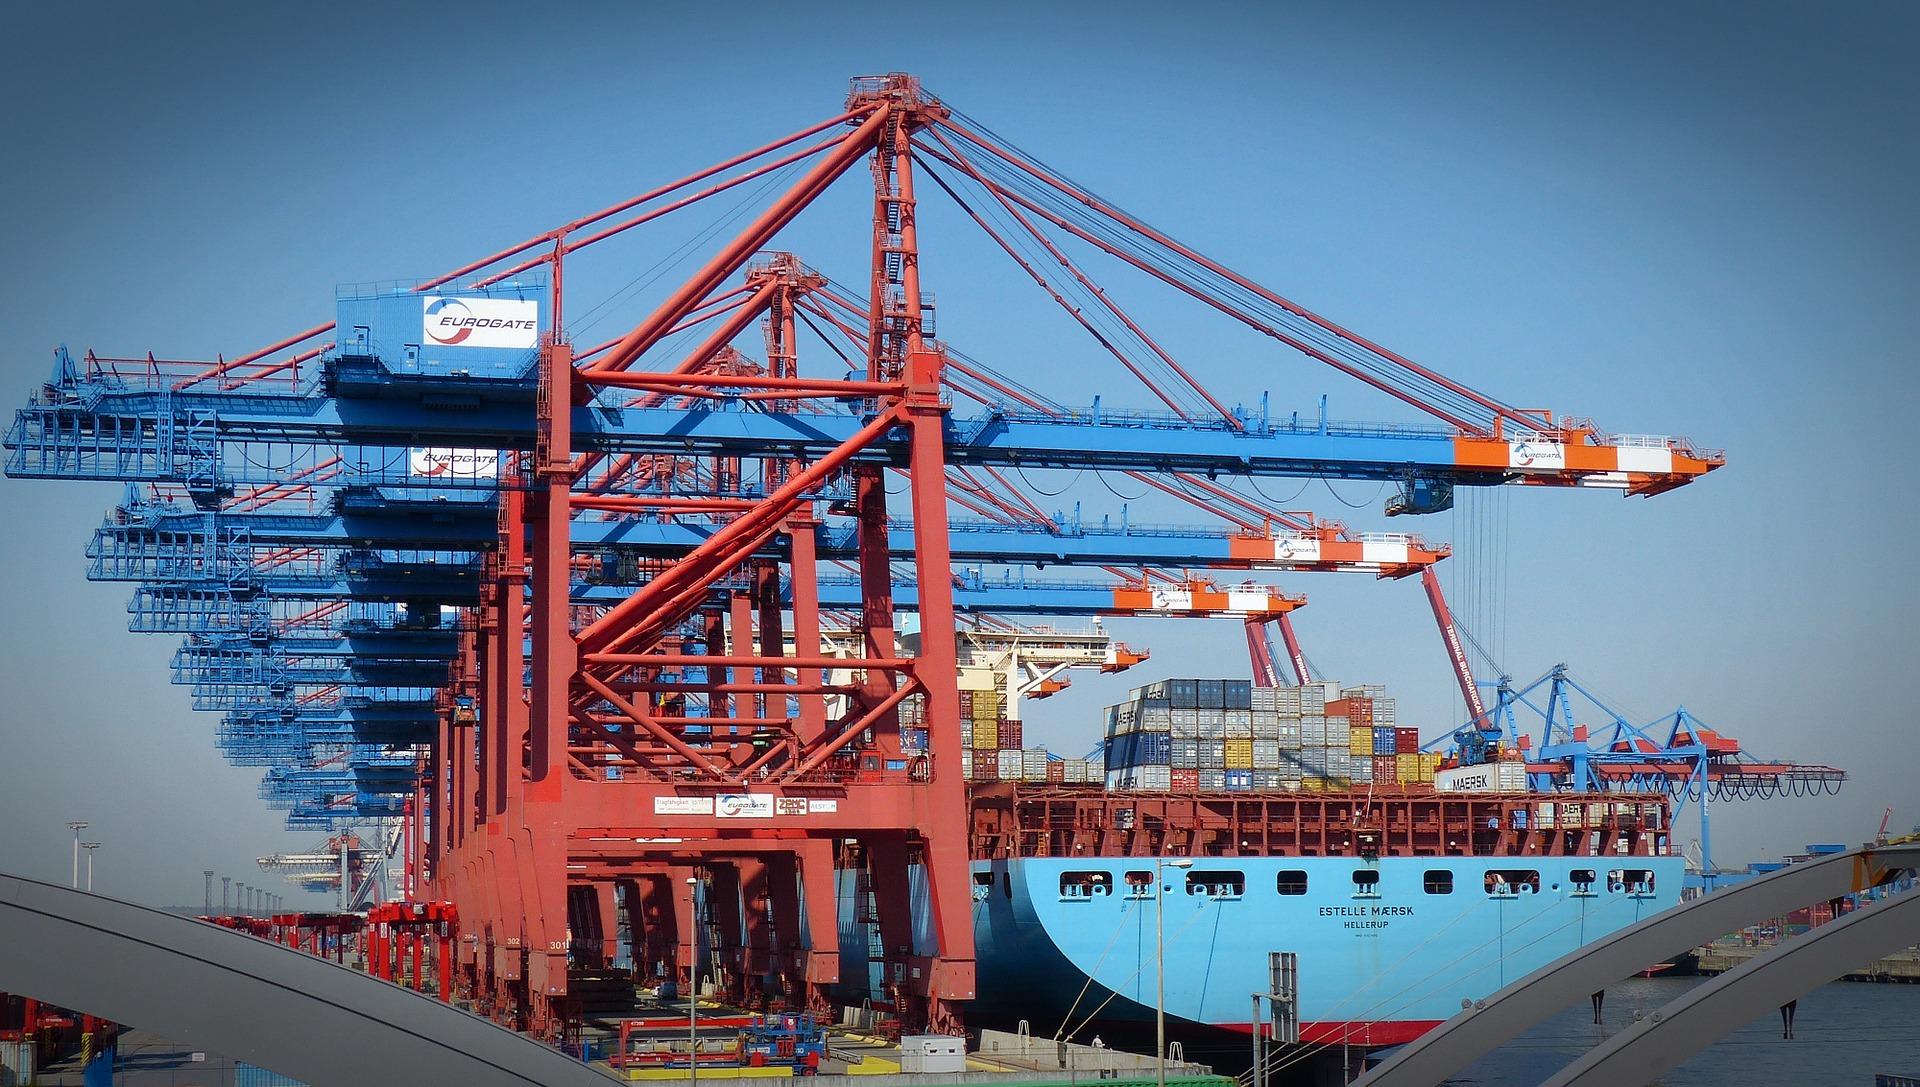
left=1442, top=977, right=1920, bottom=1085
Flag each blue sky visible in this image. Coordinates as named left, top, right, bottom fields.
left=0, top=2, right=1914, bottom=906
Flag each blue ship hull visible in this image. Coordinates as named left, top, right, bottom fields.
left=841, top=853, right=1683, bottom=1046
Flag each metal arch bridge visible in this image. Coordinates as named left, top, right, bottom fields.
left=1353, top=840, right=1920, bottom=1087
left=0, top=871, right=615, bottom=1087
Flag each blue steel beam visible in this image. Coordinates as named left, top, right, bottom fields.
left=8, top=362, right=1716, bottom=495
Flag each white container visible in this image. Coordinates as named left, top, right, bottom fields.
left=1064, top=759, right=1089, bottom=784
left=998, top=749, right=1023, bottom=778
left=1, top=1042, right=34, bottom=1084
left=1434, top=762, right=1529, bottom=792
left=1197, top=769, right=1226, bottom=791
left=901, top=1035, right=968, bottom=1074
left=1252, top=739, right=1281, bottom=769
left=1134, top=765, right=1172, bottom=791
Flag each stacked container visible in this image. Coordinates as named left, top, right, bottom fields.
left=1102, top=677, right=1435, bottom=793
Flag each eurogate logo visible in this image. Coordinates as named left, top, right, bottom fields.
left=420, top=295, right=540, bottom=350
left=423, top=298, right=476, bottom=345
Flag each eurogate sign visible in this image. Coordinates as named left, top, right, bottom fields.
left=422, top=295, right=539, bottom=349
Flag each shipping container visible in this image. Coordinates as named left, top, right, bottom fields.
left=1252, top=738, right=1281, bottom=768
left=1168, top=678, right=1199, bottom=708
left=1134, top=765, right=1172, bottom=791
left=1372, top=725, right=1397, bottom=756
left=1022, top=749, right=1049, bottom=781
left=1171, top=739, right=1199, bottom=768
left=1198, top=740, right=1226, bottom=769
left=1170, top=768, right=1199, bottom=790
left=236, top=1065, right=309, bottom=1087
left=1351, top=760, right=1372, bottom=784
left=1434, top=761, right=1528, bottom=792
left=1223, top=679, right=1253, bottom=709
left=1, top=1042, right=35, bottom=1085
left=1349, top=725, right=1373, bottom=757
left=1396, top=753, right=1422, bottom=783
left=1063, top=759, right=1090, bottom=784
left=1253, top=770, right=1284, bottom=790
left=1002, top=720, right=1023, bottom=748
left=1225, top=738, right=1254, bottom=769
left=1138, top=732, right=1172, bottom=765
left=972, top=720, right=999, bottom=750
left=1396, top=727, right=1419, bottom=752
left=1224, top=769, right=1255, bottom=791
left=1373, top=755, right=1399, bottom=782
left=998, top=749, right=1024, bottom=778
left=1197, top=769, right=1226, bottom=791
left=1197, top=678, right=1225, bottom=708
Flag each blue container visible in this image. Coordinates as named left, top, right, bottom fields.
left=1168, top=679, right=1199, bottom=708
left=1224, top=770, right=1254, bottom=791
left=1373, top=726, right=1397, bottom=756
left=902, top=727, right=929, bottom=751
left=1197, top=679, right=1225, bottom=709
left=1138, top=732, right=1172, bottom=765
left=1223, top=680, right=1253, bottom=710
left=236, top=1065, right=308, bottom=1087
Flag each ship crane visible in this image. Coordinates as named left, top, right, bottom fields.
left=4, top=73, right=1736, bottom=1037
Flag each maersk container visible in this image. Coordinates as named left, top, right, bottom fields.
left=1223, top=679, right=1253, bottom=709
left=1197, top=678, right=1225, bottom=708
left=1434, top=762, right=1528, bottom=792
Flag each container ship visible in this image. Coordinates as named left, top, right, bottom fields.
left=840, top=675, right=1681, bottom=1047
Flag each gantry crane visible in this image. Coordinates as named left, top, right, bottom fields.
left=5, top=74, right=1730, bottom=1037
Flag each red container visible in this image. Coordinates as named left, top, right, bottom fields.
left=974, top=760, right=998, bottom=781
left=1373, top=755, right=1398, bottom=781
left=1396, top=727, right=1419, bottom=751
left=1170, top=769, right=1199, bottom=791
left=1046, top=761, right=1066, bottom=783
left=958, top=691, right=974, bottom=713
left=1000, top=719, right=1023, bottom=748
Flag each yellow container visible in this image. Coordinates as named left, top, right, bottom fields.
left=1225, top=739, right=1254, bottom=768
left=1397, top=753, right=1421, bottom=783
left=971, top=721, right=998, bottom=749
left=1300, top=776, right=1324, bottom=792
left=1327, top=775, right=1352, bottom=791
left=1349, top=726, right=1373, bottom=757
